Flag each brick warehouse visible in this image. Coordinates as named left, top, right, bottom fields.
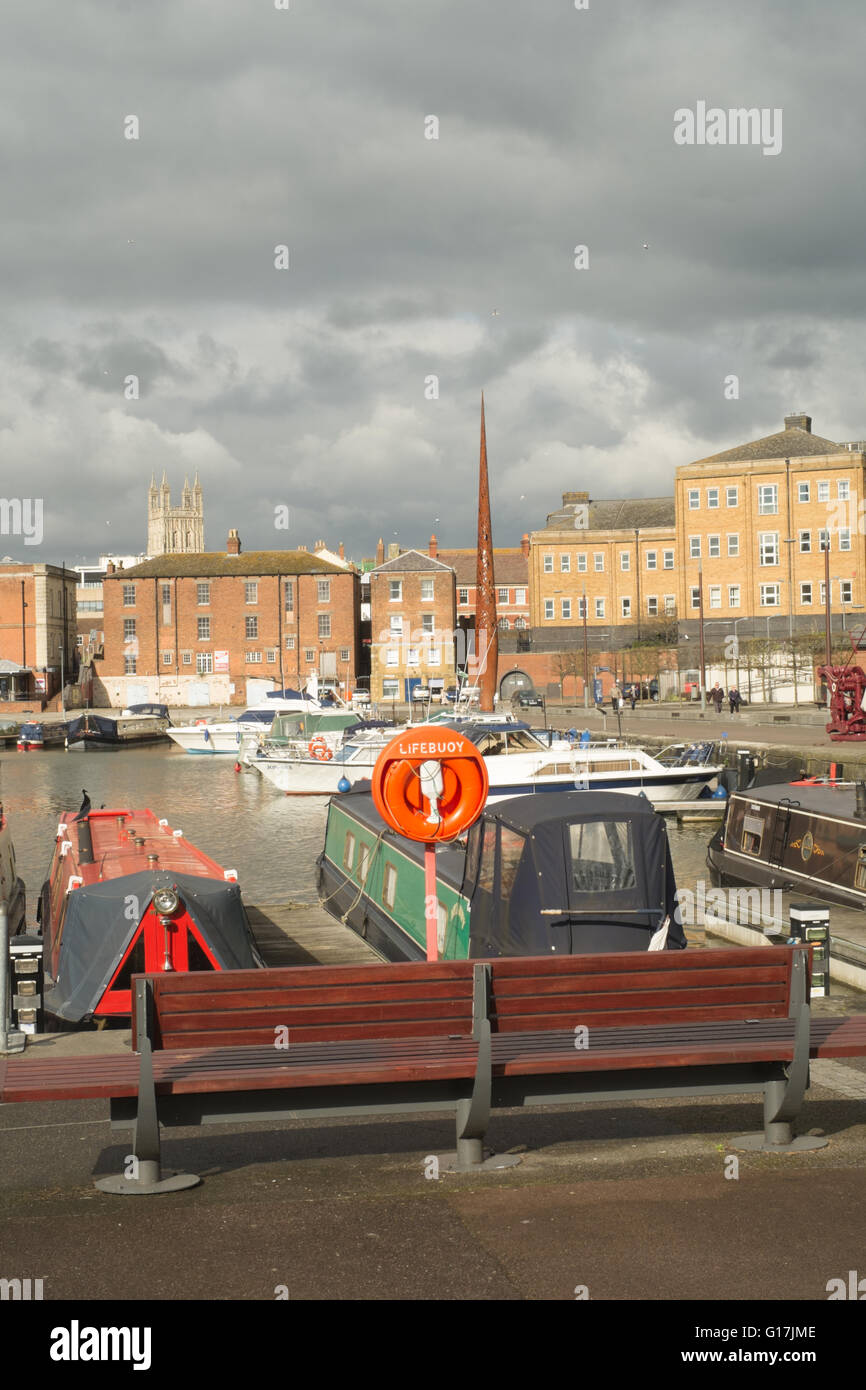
left=369, top=549, right=457, bottom=701
left=98, top=531, right=360, bottom=708
left=0, top=561, right=78, bottom=709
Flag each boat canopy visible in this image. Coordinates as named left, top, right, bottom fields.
left=43, top=871, right=261, bottom=1022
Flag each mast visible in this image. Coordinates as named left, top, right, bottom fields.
left=475, top=393, right=498, bottom=711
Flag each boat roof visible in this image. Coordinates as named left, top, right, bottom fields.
left=59, top=808, right=229, bottom=883
left=483, top=789, right=658, bottom=833
left=731, top=781, right=866, bottom=819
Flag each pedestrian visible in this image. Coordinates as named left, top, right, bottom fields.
left=728, top=688, right=737, bottom=714
left=611, top=682, right=622, bottom=712
left=731, top=687, right=742, bottom=713
left=711, top=683, right=724, bottom=714
left=629, top=685, right=637, bottom=710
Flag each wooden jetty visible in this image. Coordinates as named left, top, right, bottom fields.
left=246, top=901, right=381, bottom=967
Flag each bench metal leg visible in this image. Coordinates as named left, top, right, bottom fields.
left=438, top=965, right=520, bottom=1174
left=95, top=980, right=200, bottom=1195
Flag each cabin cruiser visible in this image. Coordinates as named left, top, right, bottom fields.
left=317, top=788, right=685, bottom=961
left=256, top=719, right=722, bottom=805
left=166, top=688, right=322, bottom=754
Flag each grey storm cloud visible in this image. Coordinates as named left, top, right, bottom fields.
left=2, top=0, right=866, bottom=563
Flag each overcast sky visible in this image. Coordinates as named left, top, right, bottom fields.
left=3, top=0, right=865, bottom=566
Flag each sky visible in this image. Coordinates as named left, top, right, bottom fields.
left=3, top=0, right=866, bottom=566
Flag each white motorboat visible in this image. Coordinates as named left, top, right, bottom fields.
left=166, top=688, right=323, bottom=755
left=255, top=721, right=723, bottom=804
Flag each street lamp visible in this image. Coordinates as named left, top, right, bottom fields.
left=58, top=643, right=65, bottom=719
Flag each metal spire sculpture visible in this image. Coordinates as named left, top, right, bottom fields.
left=475, top=393, right=498, bottom=711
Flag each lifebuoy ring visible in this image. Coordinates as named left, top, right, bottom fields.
left=309, top=736, right=333, bottom=761
left=371, top=727, right=489, bottom=842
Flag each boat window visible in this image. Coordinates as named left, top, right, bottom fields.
left=588, top=758, right=636, bottom=774
left=383, top=862, right=397, bottom=909
left=477, top=823, right=498, bottom=892
left=358, top=842, right=371, bottom=884
left=741, top=814, right=765, bottom=856
left=108, top=928, right=146, bottom=994
left=505, top=730, right=543, bottom=751
left=464, top=822, right=482, bottom=890
left=336, top=744, right=359, bottom=762
left=568, top=821, right=635, bottom=893
left=343, top=833, right=356, bottom=871
left=186, top=933, right=215, bottom=971
left=476, top=734, right=506, bottom=756
left=855, top=847, right=866, bottom=891
left=499, top=827, right=526, bottom=895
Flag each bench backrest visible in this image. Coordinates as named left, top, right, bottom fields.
left=135, top=960, right=479, bottom=1050
left=488, top=946, right=808, bottom=1032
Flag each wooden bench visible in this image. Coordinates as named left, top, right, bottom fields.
left=3, top=946, right=866, bottom=1195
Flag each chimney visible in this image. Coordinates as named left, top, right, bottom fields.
left=297, top=543, right=307, bottom=552
left=784, top=414, right=812, bottom=433
left=226, top=529, right=241, bottom=555
left=339, top=542, right=345, bottom=561
left=315, top=539, right=325, bottom=551
left=521, top=532, right=530, bottom=558
left=376, top=537, right=385, bottom=565
left=563, top=490, right=590, bottom=505
left=105, top=561, right=116, bottom=575
left=429, top=533, right=438, bottom=559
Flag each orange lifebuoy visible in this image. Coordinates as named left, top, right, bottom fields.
left=371, top=726, right=488, bottom=842
left=309, top=736, right=333, bottom=761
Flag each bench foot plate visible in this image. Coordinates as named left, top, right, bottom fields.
left=95, top=1171, right=201, bottom=1195
left=436, top=1150, right=522, bottom=1174
left=728, top=1133, right=828, bottom=1154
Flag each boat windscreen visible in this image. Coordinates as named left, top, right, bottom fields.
left=568, top=820, right=636, bottom=893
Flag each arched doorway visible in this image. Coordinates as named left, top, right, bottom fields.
left=499, top=668, right=533, bottom=702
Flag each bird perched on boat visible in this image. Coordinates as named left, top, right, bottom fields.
left=73, top=790, right=91, bottom=821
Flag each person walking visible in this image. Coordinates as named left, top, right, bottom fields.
left=731, top=687, right=742, bottom=713
left=711, top=682, right=724, bottom=714
left=611, top=682, right=622, bottom=712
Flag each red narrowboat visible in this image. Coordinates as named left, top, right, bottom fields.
left=37, top=807, right=264, bottom=1023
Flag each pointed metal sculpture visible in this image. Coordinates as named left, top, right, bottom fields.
left=475, top=394, right=498, bottom=711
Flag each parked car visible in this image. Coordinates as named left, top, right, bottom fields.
left=443, top=686, right=461, bottom=703
left=512, top=690, right=544, bottom=709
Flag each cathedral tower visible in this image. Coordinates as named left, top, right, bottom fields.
left=147, top=472, right=204, bottom=555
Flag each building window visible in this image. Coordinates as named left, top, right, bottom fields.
left=620, top=552, right=630, bottom=571
left=594, top=598, right=605, bottom=619
left=245, top=582, right=258, bottom=604
left=197, top=583, right=210, bottom=605
left=197, top=617, right=210, bottom=640
left=758, top=485, right=778, bottom=515
left=382, top=679, right=399, bottom=700
left=820, top=581, right=827, bottom=605
left=304, top=648, right=315, bottom=663
left=646, top=551, right=657, bottom=570
left=707, top=487, right=719, bottom=508
left=727, top=534, right=739, bottom=557
left=594, top=553, right=604, bottom=572
left=421, top=579, right=434, bottom=601
left=664, top=595, right=676, bottom=616
left=800, top=582, right=812, bottom=605
left=122, top=584, right=136, bottom=607
left=818, top=481, right=830, bottom=503
left=799, top=530, right=811, bottom=553
left=689, top=537, right=701, bottom=559
left=760, top=584, right=781, bottom=607
left=498, top=615, right=509, bottom=630
left=422, top=613, right=434, bottom=633
left=181, top=651, right=192, bottom=665
left=576, top=597, right=587, bottom=619
left=458, top=587, right=469, bottom=604
left=123, top=618, right=136, bottom=641
left=838, top=480, right=850, bottom=500
left=690, top=587, right=700, bottom=610
left=389, top=580, right=402, bottom=601
left=708, top=585, right=721, bottom=609
left=544, top=599, right=554, bottom=620
left=196, top=652, right=213, bottom=674
left=514, top=617, right=526, bottom=629
left=688, top=489, right=699, bottom=509
left=284, top=582, right=294, bottom=612
left=245, top=616, right=258, bottom=639
left=543, top=555, right=553, bottom=573
left=561, top=599, right=571, bottom=620
left=560, top=556, right=570, bottom=574
left=576, top=555, right=587, bottom=573
left=285, top=635, right=295, bottom=650
left=266, top=649, right=277, bottom=663
left=429, top=647, right=441, bottom=665
left=840, top=580, right=853, bottom=604
left=318, top=614, right=331, bottom=639
left=647, top=596, right=658, bottom=616
left=798, top=482, right=810, bottom=503
left=317, top=580, right=331, bottom=603
left=161, top=583, right=171, bottom=607
left=726, top=486, right=739, bottom=507
left=728, top=585, right=740, bottom=608
left=123, top=655, right=136, bottom=674
left=515, top=587, right=527, bottom=604
left=244, top=651, right=262, bottom=663
left=663, top=550, right=674, bottom=569
left=339, top=646, right=350, bottom=663
left=406, top=647, right=419, bottom=666
left=390, top=615, right=403, bottom=636
left=818, top=529, right=830, bottom=552
left=386, top=648, right=399, bottom=666
left=708, top=535, right=721, bottom=558
left=759, top=532, right=779, bottom=566
left=162, top=651, right=172, bottom=665
left=621, top=597, right=631, bottom=618
left=840, top=528, right=852, bottom=551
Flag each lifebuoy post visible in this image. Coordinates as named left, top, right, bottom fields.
left=371, top=726, right=488, bottom=960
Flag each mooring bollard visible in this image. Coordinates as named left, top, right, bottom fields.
left=789, top=901, right=831, bottom=998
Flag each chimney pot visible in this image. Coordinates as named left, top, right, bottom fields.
left=226, top=529, right=241, bottom=555
left=521, top=532, right=530, bottom=558
left=429, top=533, right=438, bottom=559
left=784, top=413, right=812, bottom=433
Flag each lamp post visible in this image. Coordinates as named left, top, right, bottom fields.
left=697, top=562, right=706, bottom=712
left=58, top=643, right=65, bottom=720
left=582, top=584, right=589, bottom=710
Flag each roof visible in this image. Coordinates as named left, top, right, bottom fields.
left=691, top=426, right=848, bottom=467
left=731, top=782, right=862, bottom=818
left=104, top=551, right=347, bottom=579
left=489, top=789, right=658, bottom=833
left=371, top=549, right=454, bottom=574
left=541, top=498, right=675, bottom=532
left=435, top=548, right=529, bottom=586
left=0, top=658, right=28, bottom=674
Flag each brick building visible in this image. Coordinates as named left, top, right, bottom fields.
left=675, top=414, right=866, bottom=638
left=369, top=549, right=457, bottom=701
left=0, top=561, right=78, bottom=708
left=431, top=534, right=531, bottom=632
left=99, top=532, right=360, bottom=708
